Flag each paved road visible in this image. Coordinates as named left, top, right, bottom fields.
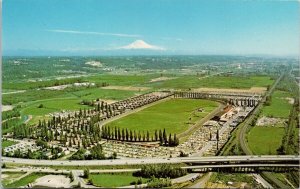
left=3, top=155, right=299, bottom=166
left=71, top=170, right=94, bottom=188
left=187, top=172, right=212, bottom=188
left=2, top=168, right=140, bottom=174
left=252, top=174, right=274, bottom=189
left=183, top=164, right=298, bottom=169
left=171, top=173, right=200, bottom=184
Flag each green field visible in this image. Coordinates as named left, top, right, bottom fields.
left=68, top=88, right=139, bottom=101
left=4, top=173, right=46, bottom=188
left=2, top=140, right=18, bottom=148
left=90, top=173, right=147, bottom=187
left=148, top=75, right=273, bottom=89
left=1, top=172, right=26, bottom=186
left=261, top=90, right=293, bottom=118
left=21, top=98, right=91, bottom=116
left=17, top=88, right=140, bottom=125
left=248, top=126, right=285, bottom=155
left=107, top=99, right=219, bottom=135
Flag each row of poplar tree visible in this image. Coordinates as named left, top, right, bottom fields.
left=101, top=126, right=179, bottom=146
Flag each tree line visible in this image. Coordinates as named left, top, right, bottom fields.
left=133, top=164, right=186, bottom=179
left=101, top=126, right=179, bottom=146
left=70, top=144, right=117, bottom=160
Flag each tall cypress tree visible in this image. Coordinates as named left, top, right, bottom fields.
left=154, top=130, right=158, bottom=141
left=174, top=134, right=179, bottom=146
left=115, top=127, right=118, bottom=139
left=163, top=129, right=167, bottom=145
left=125, top=129, right=129, bottom=141
left=130, top=130, right=133, bottom=141
left=159, top=130, right=163, bottom=144
left=134, top=130, right=137, bottom=142
left=169, top=133, right=173, bottom=146
left=122, top=129, right=125, bottom=141
left=146, top=131, right=150, bottom=142
left=117, top=128, right=121, bottom=140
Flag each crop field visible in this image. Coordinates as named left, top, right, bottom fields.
left=89, top=173, right=147, bottom=187
left=106, top=98, right=219, bottom=135
left=261, top=90, right=293, bottom=118
left=147, top=75, right=274, bottom=89
left=247, top=126, right=284, bottom=155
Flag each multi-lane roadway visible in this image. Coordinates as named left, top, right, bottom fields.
left=2, top=155, right=299, bottom=166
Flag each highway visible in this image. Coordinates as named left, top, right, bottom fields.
left=2, top=155, right=299, bottom=166
left=182, top=164, right=299, bottom=169
left=239, top=73, right=284, bottom=155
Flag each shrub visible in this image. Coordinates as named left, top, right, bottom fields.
left=134, top=164, right=186, bottom=179
left=83, top=168, right=90, bottom=179
left=38, top=104, right=44, bottom=108
left=146, top=177, right=172, bottom=188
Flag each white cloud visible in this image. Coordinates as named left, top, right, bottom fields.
left=47, top=29, right=141, bottom=38
left=117, top=40, right=165, bottom=50
left=161, top=37, right=183, bottom=41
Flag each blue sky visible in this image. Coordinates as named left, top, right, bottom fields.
left=3, top=0, right=299, bottom=56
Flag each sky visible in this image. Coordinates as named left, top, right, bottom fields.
left=3, top=0, right=300, bottom=56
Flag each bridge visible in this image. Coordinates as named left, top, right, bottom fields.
left=179, top=155, right=299, bottom=173
left=173, top=91, right=261, bottom=107
left=3, top=155, right=299, bottom=171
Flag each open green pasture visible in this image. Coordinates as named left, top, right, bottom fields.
left=86, top=74, right=157, bottom=86
left=21, top=98, right=91, bottom=116
left=3, top=74, right=157, bottom=91
left=89, top=173, right=147, bottom=187
left=106, top=98, right=219, bottom=135
left=248, top=126, right=284, bottom=155
left=3, top=85, right=140, bottom=106
left=19, top=88, right=139, bottom=125
left=147, top=75, right=273, bottom=89
left=69, top=88, right=139, bottom=100
left=261, top=90, right=293, bottom=118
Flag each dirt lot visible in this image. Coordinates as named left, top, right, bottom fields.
left=2, top=105, right=14, bottom=112
left=150, top=76, right=177, bottom=82
left=101, top=85, right=150, bottom=91
left=193, top=87, right=267, bottom=95
left=256, top=116, right=286, bottom=126
left=283, top=97, right=294, bottom=104
left=32, top=175, right=71, bottom=188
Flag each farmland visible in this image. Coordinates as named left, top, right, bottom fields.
left=261, top=90, right=293, bottom=119
left=2, top=55, right=298, bottom=189
left=147, top=75, right=274, bottom=89
left=106, top=98, right=219, bottom=135
left=247, top=126, right=285, bottom=155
